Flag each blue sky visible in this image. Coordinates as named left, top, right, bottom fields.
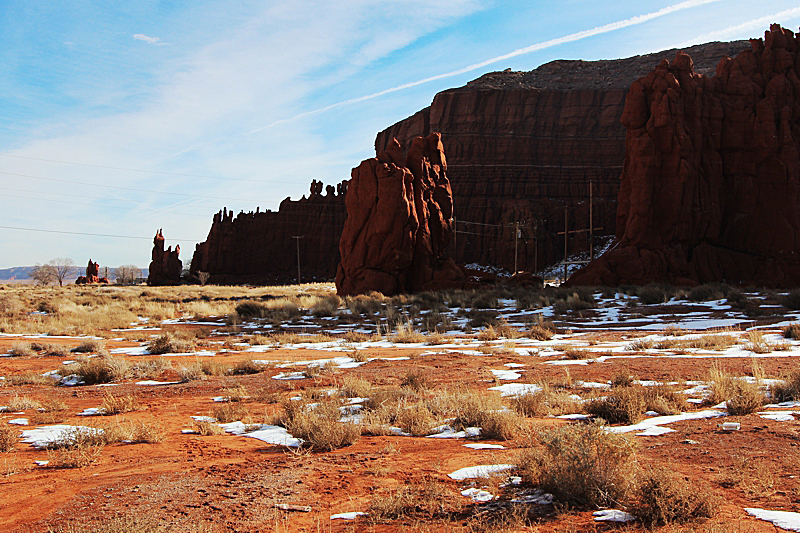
left=1, top=0, right=799, bottom=269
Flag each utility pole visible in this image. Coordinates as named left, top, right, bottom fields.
left=589, top=181, right=595, bottom=262
left=533, top=221, right=538, bottom=274
left=514, top=220, right=520, bottom=274
left=563, top=206, right=568, bottom=282
left=292, top=236, right=303, bottom=284
left=453, top=217, right=457, bottom=252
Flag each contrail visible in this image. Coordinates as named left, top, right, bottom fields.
left=671, top=6, right=800, bottom=49
left=250, top=0, right=719, bottom=133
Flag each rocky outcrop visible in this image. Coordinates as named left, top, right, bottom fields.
left=147, top=230, right=182, bottom=286
left=75, top=259, right=109, bottom=284
left=376, top=41, right=749, bottom=275
left=190, top=183, right=348, bottom=285
left=569, top=25, right=800, bottom=287
left=336, top=133, right=465, bottom=296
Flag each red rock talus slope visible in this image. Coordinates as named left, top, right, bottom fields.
left=190, top=184, right=347, bottom=285
left=147, top=230, right=182, bottom=286
left=569, top=25, right=800, bottom=287
left=336, top=133, right=465, bottom=296
left=377, top=41, right=749, bottom=274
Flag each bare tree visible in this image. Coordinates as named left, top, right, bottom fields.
left=49, top=258, right=75, bottom=287
left=197, top=271, right=211, bottom=286
left=114, top=265, right=142, bottom=285
left=30, top=263, right=57, bottom=285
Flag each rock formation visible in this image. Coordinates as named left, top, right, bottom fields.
left=147, top=230, right=182, bottom=286
left=190, top=185, right=348, bottom=285
left=191, top=40, right=748, bottom=284
left=569, top=25, right=800, bottom=287
left=336, top=133, right=465, bottom=296
left=75, top=259, right=109, bottom=284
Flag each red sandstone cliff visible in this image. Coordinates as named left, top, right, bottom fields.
left=377, top=41, right=749, bottom=274
left=569, top=25, right=800, bottom=287
left=336, top=133, right=464, bottom=296
left=190, top=183, right=347, bottom=285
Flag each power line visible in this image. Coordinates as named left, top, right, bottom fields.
left=0, top=192, right=210, bottom=218
left=0, top=225, right=202, bottom=241
left=0, top=153, right=299, bottom=184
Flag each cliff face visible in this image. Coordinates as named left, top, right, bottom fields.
left=336, top=133, right=464, bottom=296
left=148, top=230, right=182, bottom=286
left=569, top=25, right=800, bottom=287
left=190, top=186, right=347, bottom=285
left=192, top=40, right=749, bottom=284
left=377, top=41, right=749, bottom=274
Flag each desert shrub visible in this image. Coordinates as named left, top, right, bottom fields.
left=9, top=395, right=41, bottom=410
left=610, top=370, right=634, bottom=388
left=632, top=466, right=715, bottom=526
left=340, top=375, right=371, bottom=398
left=8, top=342, right=35, bottom=357
left=784, top=323, right=800, bottom=340
left=45, top=427, right=105, bottom=468
left=401, top=370, right=430, bottom=391
left=772, top=369, right=800, bottom=403
left=212, top=402, right=250, bottom=424
left=449, top=391, right=524, bottom=440
left=467, top=309, right=499, bottom=328
left=527, top=322, right=555, bottom=341
left=562, top=346, right=589, bottom=360
left=782, top=290, right=800, bottom=310
left=726, top=289, right=748, bottom=309
left=518, top=421, right=638, bottom=508
left=627, top=338, right=654, bottom=351
left=392, top=322, right=426, bottom=343
left=100, top=393, right=140, bottom=415
left=101, top=419, right=165, bottom=444
left=688, top=283, right=729, bottom=302
left=70, top=339, right=106, bottom=354
left=147, top=332, right=195, bottom=354
left=345, top=293, right=384, bottom=316
left=0, top=425, right=17, bottom=452
left=309, top=295, right=340, bottom=317
left=477, top=325, right=499, bottom=341
left=586, top=388, right=646, bottom=425
left=708, top=364, right=765, bottom=415
left=368, top=478, right=460, bottom=522
left=229, top=358, right=263, bottom=375
left=638, top=285, right=669, bottom=305
left=30, top=342, right=70, bottom=357
left=73, top=355, right=131, bottom=384
left=6, top=372, right=57, bottom=386
left=282, top=400, right=360, bottom=450
left=394, top=401, right=438, bottom=436
left=129, top=357, right=173, bottom=380
left=510, top=385, right=581, bottom=417
left=194, top=419, right=225, bottom=436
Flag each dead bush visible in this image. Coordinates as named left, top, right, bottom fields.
left=73, top=355, right=130, bottom=384
left=632, top=466, right=715, bottom=526
left=510, top=385, right=581, bottom=417
left=784, top=323, right=800, bottom=340
left=100, top=393, right=140, bottom=415
left=194, top=419, right=225, bottom=436
left=101, top=419, right=165, bottom=444
left=708, top=364, right=765, bottom=415
left=147, top=332, right=195, bottom=354
left=368, top=478, right=460, bottom=522
left=451, top=391, right=524, bottom=440
left=282, top=400, right=360, bottom=451
left=8, top=342, right=35, bottom=357
left=230, top=358, right=263, bottom=375
left=587, top=385, right=682, bottom=424
left=70, top=339, right=107, bottom=354
left=212, top=402, right=250, bottom=424
left=527, top=322, right=555, bottom=341
left=401, top=370, right=430, bottom=391
left=340, top=375, right=372, bottom=398
left=772, top=369, right=800, bottom=403
left=0, top=425, right=17, bottom=452
left=518, top=421, right=638, bottom=508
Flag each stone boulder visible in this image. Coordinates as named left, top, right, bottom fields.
left=569, top=25, right=800, bottom=287
left=147, top=230, right=182, bottom=286
left=336, top=133, right=465, bottom=295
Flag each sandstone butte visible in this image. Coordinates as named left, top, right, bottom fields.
left=190, top=40, right=748, bottom=285
left=569, top=25, right=800, bottom=288
left=75, top=259, right=109, bottom=285
left=147, top=229, right=182, bottom=286
left=335, top=133, right=466, bottom=296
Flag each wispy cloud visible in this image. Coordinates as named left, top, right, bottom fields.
left=671, top=6, right=800, bottom=48
left=133, top=33, right=167, bottom=45
left=250, top=0, right=719, bottom=133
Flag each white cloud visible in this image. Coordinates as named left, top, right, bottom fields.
left=133, top=33, right=166, bottom=45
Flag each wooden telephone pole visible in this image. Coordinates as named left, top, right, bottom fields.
left=557, top=182, right=600, bottom=283
left=292, top=236, right=303, bottom=284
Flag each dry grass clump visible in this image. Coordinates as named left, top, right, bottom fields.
left=212, top=402, right=250, bottom=424
left=518, top=421, right=638, bottom=508
left=5, top=372, right=58, bottom=386
left=392, top=322, right=426, bottom=343
left=631, top=466, right=716, bottom=526
left=562, top=345, right=589, bottom=360
left=9, top=394, right=42, bottom=410
left=527, top=322, right=555, bottom=341
left=717, top=456, right=776, bottom=498
left=0, top=425, right=17, bottom=452
left=745, top=330, right=790, bottom=353
left=30, top=342, right=70, bottom=357
left=783, top=323, right=800, bottom=340
left=99, top=393, right=140, bottom=415
left=610, top=369, right=635, bottom=388
left=449, top=390, right=524, bottom=440
left=73, top=355, right=131, bottom=384
left=586, top=385, right=682, bottom=425
left=70, top=339, right=106, bottom=354
left=309, top=294, right=340, bottom=317
left=147, top=332, right=195, bottom=354
left=708, top=364, right=765, bottom=415
left=627, top=338, right=655, bottom=351
left=656, top=334, right=737, bottom=351
left=280, top=400, right=360, bottom=451
left=194, top=419, right=225, bottom=436
left=510, top=385, right=581, bottom=417
left=229, top=358, right=263, bottom=375
left=234, top=299, right=302, bottom=322
left=221, top=385, right=249, bottom=402
left=100, top=419, right=166, bottom=444
left=45, top=427, right=105, bottom=468
left=772, top=369, right=800, bottom=403
left=400, top=370, right=430, bottom=391
left=8, top=342, right=35, bottom=357
left=476, top=325, right=499, bottom=341
left=339, top=375, right=372, bottom=398
left=368, top=478, right=460, bottom=522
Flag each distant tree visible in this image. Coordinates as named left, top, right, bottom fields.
left=114, top=265, right=142, bottom=285
left=30, top=263, right=57, bottom=285
left=197, top=271, right=211, bottom=286
left=49, top=258, right=76, bottom=287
